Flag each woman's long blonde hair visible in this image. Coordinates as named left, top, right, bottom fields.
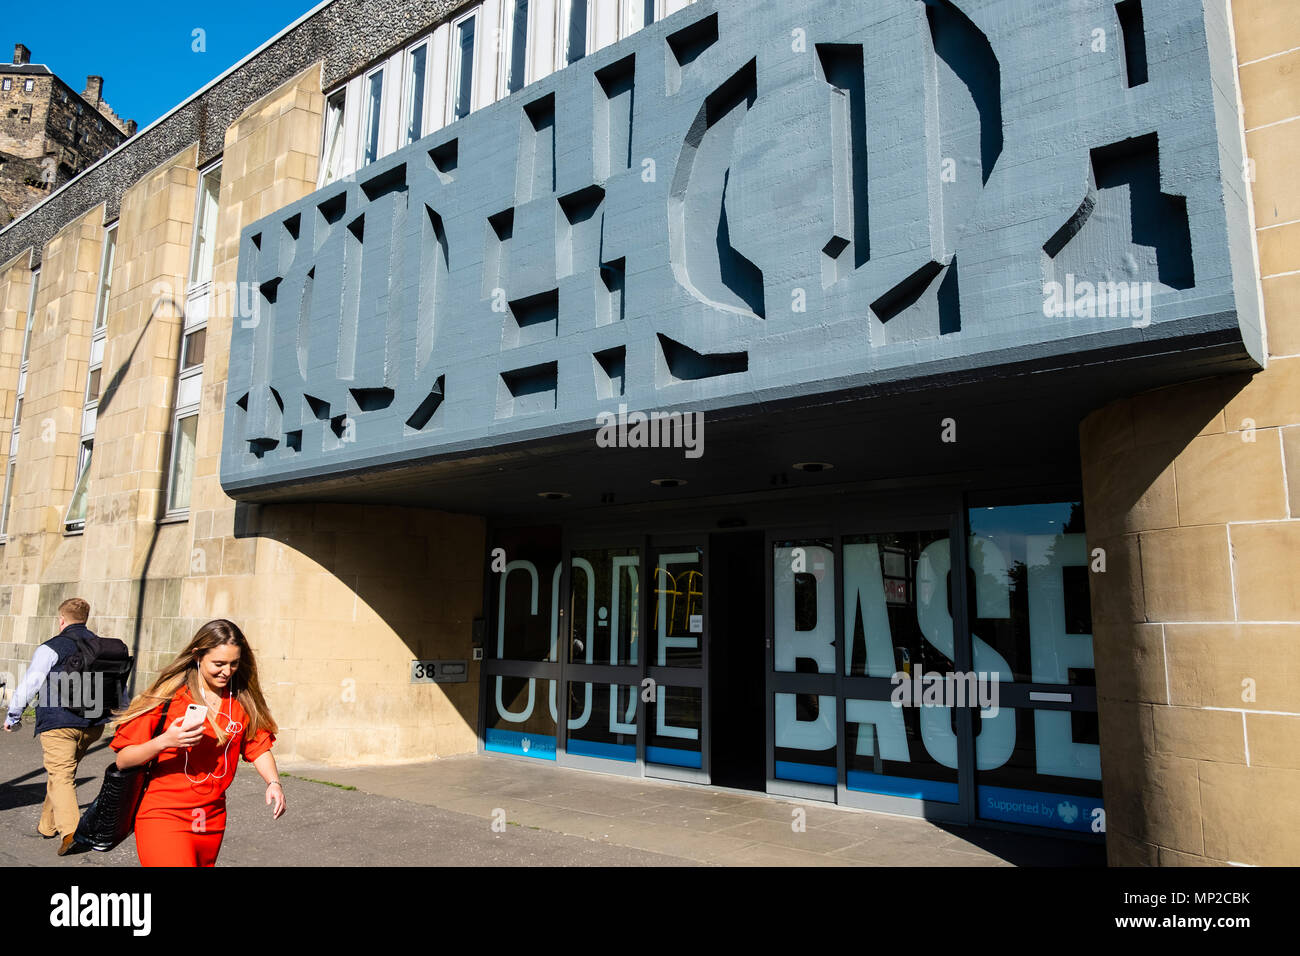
left=110, top=619, right=278, bottom=744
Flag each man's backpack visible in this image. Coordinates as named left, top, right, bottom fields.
left=54, top=634, right=133, bottom=720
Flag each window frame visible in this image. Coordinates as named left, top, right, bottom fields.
left=359, top=61, right=388, bottom=168
left=65, top=225, right=116, bottom=532
left=622, top=0, right=663, bottom=40
left=164, top=165, right=220, bottom=520
left=165, top=408, right=200, bottom=516
left=2, top=268, right=40, bottom=542
left=499, top=0, right=534, bottom=98
left=557, top=0, right=594, bottom=67
left=447, top=5, right=482, bottom=124
left=187, top=163, right=222, bottom=299
left=402, top=34, right=435, bottom=147
left=64, top=438, right=93, bottom=534
left=317, top=87, right=348, bottom=188
left=93, top=222, right=116, bottom=332
left=330, top=0, right=677, bottom=184
left=0, top=458, right=15, bottom=542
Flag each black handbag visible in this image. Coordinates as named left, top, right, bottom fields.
left=74, top=698, right=173, bottom=852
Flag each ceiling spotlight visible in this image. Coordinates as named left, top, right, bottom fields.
left=537, top=491, right=570, bottom=500
left=792, top=462, right=834, bottom=473
left=651, top=478, right=687, bottom=488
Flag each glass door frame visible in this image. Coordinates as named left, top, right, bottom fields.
left=964, top=489, right=1104, bottom=838
left=547, top=530, right=712, bottom=784
left=831, top=508, right=975, bottom=824
left=556, top=530, right=646, bottom=777
left=479, top=524, right=564, bottom=762
left=764, top=522, right=839, bottom=803
left=643, top=533, right=711, bottom=784
left=763, top=496, right=977, bottom=824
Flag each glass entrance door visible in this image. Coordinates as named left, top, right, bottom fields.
left=768, top=533, right=838, bottom=799
left=550, top=535, right=710, bottom=782
left=836, top=519, right=973, bottom=822
left=560, top=539, right=642, bottom=773
left=766, top=516, right=975, bottom=822
left=644, top=540, right=708, bottom=781
left=483, top=526, right=563, bottom=760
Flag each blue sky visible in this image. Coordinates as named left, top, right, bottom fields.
left=3, top=1, right=325, bottom=129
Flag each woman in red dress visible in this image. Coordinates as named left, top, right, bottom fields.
left=110, top=619, right=286, bottom=866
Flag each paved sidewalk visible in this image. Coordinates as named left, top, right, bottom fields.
left=1, top=728, right=1105, bottom=866
left=292, top=752, right=1106, bottom=866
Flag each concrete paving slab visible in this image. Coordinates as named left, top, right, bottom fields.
left=718, top=842, right=861, bottom=867
left=711, top=816, right=870, bottom=854
left=621, top=802, right=754, bottom=833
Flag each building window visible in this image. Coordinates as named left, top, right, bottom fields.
left=403, top=38, right=430, bottom=145
left=188, top=165, right=221, bottom=292
left=24, top=78, right=34, bottom=92
left=318, top=88, right=347, bottom=187
left=0, top=458, right=15, bottom=540
left=450, top=9, right=478, bottom=122
left=65, top=440, right=92, bottom=531
left=165, top=166, right=218, bottom=519
left=626, top=0, right=660, bottom=38
left=505, top=0, right=531, bottom=95
left=1, top=79, right=10, bottom=92
left=323, top=0, right=677, bottom=183
left=361, top=65, right=385, bottom=165
left=66, top=225, right=116, bottom=532
left=561, top=0, right=589, bottom=65
left=166, top=409, right=199, bottom=513
left=2, top=269, right=39, bottom=541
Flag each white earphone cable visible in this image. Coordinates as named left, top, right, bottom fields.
left=182, top=690, right=244, bottom=788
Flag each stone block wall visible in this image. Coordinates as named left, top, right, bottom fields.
left=1081, top=0, right=1300, bottom=866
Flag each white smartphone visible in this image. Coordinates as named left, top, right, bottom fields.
left=181, top=703, right=208, bottom=732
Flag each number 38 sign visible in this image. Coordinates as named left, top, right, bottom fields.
left=410, top=660, right=468, bottom=684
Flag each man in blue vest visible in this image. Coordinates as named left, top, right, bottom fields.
left=3, top=598, right=130, bottom=855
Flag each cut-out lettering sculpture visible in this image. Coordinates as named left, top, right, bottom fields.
left=223, top=0, right=1260, bottom=495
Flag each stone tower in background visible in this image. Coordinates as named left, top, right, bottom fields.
left=0, top=43, right=136, bottom=226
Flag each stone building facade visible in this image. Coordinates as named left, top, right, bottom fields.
left=0, top=44, right=136, bottom=224
left=0, top=0, right=1295, bottom=866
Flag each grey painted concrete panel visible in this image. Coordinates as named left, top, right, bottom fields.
left=222, top=0, right=1263, bottom=498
